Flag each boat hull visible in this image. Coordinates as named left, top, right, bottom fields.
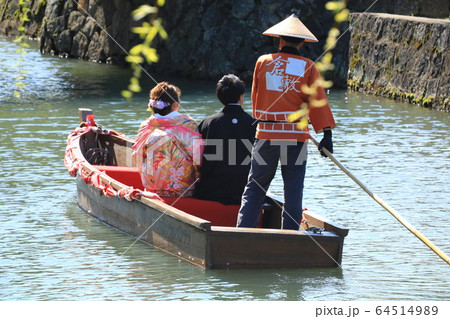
left=77, top=174, right=345, bottom=269
left=77, top=174, right=210, bottom=267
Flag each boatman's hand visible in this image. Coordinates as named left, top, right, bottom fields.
left=318, top=129, right=333, bottom=157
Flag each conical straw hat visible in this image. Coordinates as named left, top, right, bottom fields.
left=263, top=14, right=318, bottom=42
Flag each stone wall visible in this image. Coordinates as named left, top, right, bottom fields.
left=0, top=0, right=46, bottom=37
left=1, top=0, right=449, bottom=109
left=0, top=0, right=350, bottom=84
left=349, top=0, right=449, bottom=19
left=153, top=0, right=348, bottom=84
left=36, top=0, right=349, bottom=85
left=39, top=0, right=146, bottom=65
left=348, top=13, right=450, bottom=111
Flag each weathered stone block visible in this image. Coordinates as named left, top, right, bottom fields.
left=57, top=29, right=72, bottom=53
left=45, top=16, right=67, bottom=36
left=44, top=0, right=64, bottom=19
left=71, top=31, right=89, bottom=59
left=348, top=13, right=450, bottom=111
left=81, top=17, right=98, bottom=39
left=232, top=0, right=255, bottom=19
left=68, top=11, right=86, bottom=33
left=86, top=31, right=105, bottom=62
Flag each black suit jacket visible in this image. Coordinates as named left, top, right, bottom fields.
left=194, top=104, right=257, bottom=205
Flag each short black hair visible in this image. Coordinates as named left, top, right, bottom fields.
left=281, top=35, right=305, bottom=45
left=216, top=74, right=245, bottom=105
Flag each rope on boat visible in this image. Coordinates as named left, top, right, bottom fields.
left=306, top=227, right=325, bottom=234
left=86, top=148, right=110, bottom=165
left=64, top=124, right=163, bottom=202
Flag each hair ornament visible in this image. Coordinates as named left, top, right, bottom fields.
left=148, top=99, right=170, bottom=110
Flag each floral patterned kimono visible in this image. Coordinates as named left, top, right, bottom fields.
left=132, top=111, right=203, bottom=197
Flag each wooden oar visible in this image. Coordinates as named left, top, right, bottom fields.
left=310, top=136, right=450, bottom=265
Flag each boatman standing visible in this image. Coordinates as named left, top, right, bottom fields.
left=236, top=14, right=336, bottom=230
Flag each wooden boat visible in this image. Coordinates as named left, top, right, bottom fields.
left=64, top=108, right=349, bottom=269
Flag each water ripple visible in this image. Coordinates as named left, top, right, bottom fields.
left=1, top=37, right=449, bottom=301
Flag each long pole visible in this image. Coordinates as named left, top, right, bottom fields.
left=310, top=136, right=450, bottom=265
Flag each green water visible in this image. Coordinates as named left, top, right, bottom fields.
left=0, top=36, right=449, bottom=301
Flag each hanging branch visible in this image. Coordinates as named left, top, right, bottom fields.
left=288, top=0, right=349, bottom=129
left=122, top=0, right=168, bottom=100
left=13, top=0, right=32, bottom=99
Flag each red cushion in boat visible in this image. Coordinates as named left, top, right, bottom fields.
left=161, top=197, right=241, bottom=227
left=92, top=165, right=144, bottom=190
left=91, top=165, right=258, bottom=227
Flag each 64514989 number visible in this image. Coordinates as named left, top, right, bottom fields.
left=375, top=305, right=438, bottom=316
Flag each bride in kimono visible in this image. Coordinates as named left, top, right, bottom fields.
left=132, top=82, right=203, bottom=197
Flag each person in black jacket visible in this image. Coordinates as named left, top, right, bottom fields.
left=194, top=74, right=257, bottom=205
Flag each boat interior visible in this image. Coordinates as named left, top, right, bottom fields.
left=80, top=129, right=283, bottom=229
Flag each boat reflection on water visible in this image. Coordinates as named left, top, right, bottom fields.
left=63, top=202, right=344, bottom=301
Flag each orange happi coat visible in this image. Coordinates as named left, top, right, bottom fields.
left=251, top=50, right=336, bottom=141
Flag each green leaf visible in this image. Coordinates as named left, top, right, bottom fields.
left=297, top=118, right=309, bottom=130
left=143, top=47, right=159, bottom=63
left=325, top=37, right=337, bottom=51
left=131, top=77, right=140, bottom=86
left=287, top=108, right=308, bottom=122
left=125, top=55, right=144, bottom=64
left=128, top=82, right=141, bottom=93
left=132, top=22, right=151, bottom=36
left=311, top=98, right=327, bottom=107
left=159, top=26, right=168, bottom=39
left=300, top=84, right=317, bottom=95
left=316, top=79, right=334, bottom=89
left=129, top=44, right=143, bottom=56
left=132, top=5, right=157, bottom=21
left=325, top=1, right=345, bottom=11
left=144, top=25, right=159, bottom=43
left=329, top=27, right=340, bottom=38
left=335, top=9, right=349, bottom=22
left=322, top=52, right=333, bottom=64
left=122, top=90, right=133, bottom=99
